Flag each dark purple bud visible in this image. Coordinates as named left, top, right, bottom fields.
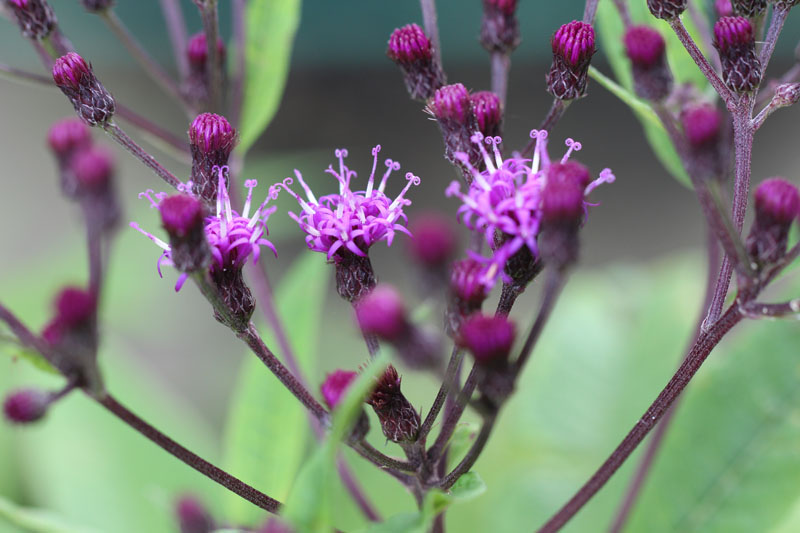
left=624, top=25, right=672, bottom=101
left=5, top=0, right=56, bottom=40
left=55, top=287, right=97, bottom=328
left=731, top=0, right=767, bottom=17
left=183, top=33, right=227, bottom=108
left=52, top=53, right=116, bottom=127
left=366, top=365, right=420, bottom=444
left=47, top=118, right=92, bottom=159
left=540, top=162, right=591, bottom=266
left=470, top=91, right=503, bottom=138
left=446, top=258, right=490, bottom=337
left=334, top=251, right=377, bottom=303
left=716, top=0, right=734, bottom=15
left=480, top=0, right=520, bottom=54
left=210, top=268, right=255, bottom=331
left=188, top=113, right=236, bottom=204
left=320, top=370, right=358, bottom=409
left=713, top=17, right=762, bottom=93
left=747, top=178, right=800, bottom=264
left=407, top=213, right=458, bottom=268
left=428, top=83, right=480, bottom=173
left=175, top=496, right=214, bottom=533
left=459, top=314, right=515, bottom=366
left=387, top=23, right=445, bottom=101
left=773, top=83, right=800, bottom=108
left=646, top=0, right=688, bottom=19
left=3, top=389, right=48, bottom=424
left=356, top=285, right=409, bottom=341
left=159, top=195, right=210, bottom=273
left=72, top=146, right=120, bottom=230
left=80, top=0, right=113, bottom=12
left=546, top=21, right=595, bottom=101
left=187, top=32, right=227, bottom=67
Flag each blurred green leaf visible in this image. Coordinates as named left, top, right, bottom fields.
left=446, top=421, right=479, bottom=471
left=0, top=344, right=58, bottom=375
left=237, top=0, right=303, bottom=154
left=0, top=495, right=102, bottom=533
left=221, top=254, right=329, bottom=525
left=448, top=472, right=487, bottom=502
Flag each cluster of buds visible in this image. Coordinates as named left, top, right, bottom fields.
left=713, top=17, right=762, bottom=93
left=387, top=23, right=445, bottom=101
left=188, top=113, right=237, bottom=204
left=5, top=0, right=57, bottom=40
left=623, top=26, right=672, bottom=101
left=52, top=53, right=116, bottom=127
left=458, top=314, right=516, bottom=409
left=546, top=20, right=595, bottom=101
left=366, top=366, right=420, bottom=444
left=355, top=285, right=441, bottom=370
left=479, top=0, right=520, bottom=55
left=427, top=83, right=481, bottom=174
left=746, top=178, right=800, bottom=266
left=646, top=0, right=687, bottom=19
left=183, top=32, right=227, bottom=108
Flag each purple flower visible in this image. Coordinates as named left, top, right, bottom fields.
left=320, top=370, right=358, bottom=410
left=274, top=146, right=420, bottom=260
left=132, top=167, right=277, bottom=291
left=446, top=131, right=614, bottom=289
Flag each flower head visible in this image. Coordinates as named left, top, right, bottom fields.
left=52, top=53, right=115, bottom=126
left=387, top=23, right=445, bottom=101
left=132, top=167, right=276, bottom=291
left=446, top=131, right=614, bottom=289
left=547, top=21, right=595, bottom=100
left=713, top=16, right=762, bottom=93
left=6, top=0, right=56, bottom=40
left=274, top=146, right=419, bottom=260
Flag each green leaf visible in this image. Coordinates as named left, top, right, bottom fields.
left=237, top=0, right=303, bottom=154
left=221, top=253, right=329, bottom=525
left=446, top=422, right=480, bottom=471
left=448, top=472, right=487, bottom=502
left=0, top=495, right=102, bottom=533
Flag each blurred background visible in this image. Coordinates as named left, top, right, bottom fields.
left=1, top=1, right=800, bottom=532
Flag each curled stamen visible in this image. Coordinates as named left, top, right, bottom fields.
left=562, top=138, right=582, bottom=162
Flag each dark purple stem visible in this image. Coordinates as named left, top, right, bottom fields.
left=115, top=104, right=191, bottom=157
left=159, top=0, right=190, bottom=79
left=87, top=226, right=103, bottom=296
left=418, top=346, right=464, bottom=442
left=513, top=269, right=565, bottom=375
left=427, top=365, right=478, bottom=463
left=103, top=122, right=182, bottom=189
left=355, top=441, right=416, bottom=473
left=419, top=0, right=442, bottom=69
left=521, top=99, right=570, bottom=157
left=582, top=0, right=600, bottom=24
left=199, top=0, right=222, bottom=112
left=758, top=7, right=789, bottom=78
left=536, top=305, right=744, bottom=533
left=440, top=411, right=497, bottom=489
left=490, top=52, right=510, bottom=109
left=98, top=394, right=281, bottom=513
left=231, top=0, right=246, bottom=127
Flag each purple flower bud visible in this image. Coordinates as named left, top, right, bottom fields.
left=72, top=146, right=120, bottom=230
left=159, top=195, right=210, bottom=273
left=459, top=314, right=515, bottom=366
left=646, top=0, right=688, bottom=19
left=747, top=178, right=800, bottom=264
left=356, top=285, right=409, bottom=341
left=624, top=25, right=672, bottom=101
left=731, top=0, right=767, bottom=17
left=366, top=365, right=420, bottom=444
left=3, top=389, right=48, bottom=424
left=716, top=0, right=734, bottom=15
left=182, top=33, right=227, bottom=108
left=681, top=103, right=722, bottom=147
left=41, top=286, right=96, bottom=346
left=773, top=83, right=800, bottom=108
left=47, top=118, right=92, bottom=159
left=320, top=370, right=358, bottom=409
left=407, top=213, right=458, bottom=268
left=480, top=0, right=520, bottom=54
left=335, top=253, right=377, bottom=303
left=713, top=16, right=762, bottom=93
left=175, top=496, right=214, bottom=533
left=52, top=53, right=116, bottom=127
left=5, top=0, right=56, bottom=40
left=470, top=91, right=503, bottom=138
left=187, top=32, right=227, bottom=67
left=546, top=21, right=595, bottom=101
left=428, top=83, right=480, bottom=173
left=259, top=518, right=295, bottom=533
left=450, top=259, right=490, bottom=312
left=188, top=113, right=236, bottom=204
left=540, top=161, right=591, bottom=267
left=81, top=0, right=113, bottom=12
left=387, top=23, right=445, bottom=101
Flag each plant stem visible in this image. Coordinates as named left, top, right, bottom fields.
left=159, top=0, right=189, bottom=80
left=513, top=269, right=564, bottom=375
left=439, top=411, right=497, bottom=489
left=355, top=441, right=416, bottom=473
left=337, top=457, right=382, bottom=521
left=427, top=365, right=478, bottom=463
left=490, top=52, right=510, bottom=108
left=669, top=18, right=734, bottom=109
left=612, top=0, right=632, bottom=27
left=198, top=0, right=222, bottom=112
left=86, top=226, right=103, bottom=296
left=231, top=0, right=246, bottom=128
left=582, top=0, right=600, bottom=24
left=103, top=122, right=182, bottom=189
left=97, top=393, right=281, bottom=513
left=521, top=99, right=570, bottom=157
left=536, top=305, right=744, bottom=533
left=419, top=0, right=443, bottom=70
left=115, top=104, right=190, bottom=157
left=758, top=7, right=789, bottom=79
left=418, top=347, right=464, bottom=442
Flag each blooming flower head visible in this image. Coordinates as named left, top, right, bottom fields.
left=273, top=146, right=420, bottom=260
left=131, top=166, right=277, bottom=291
left=446, top=131, right=614, bottom=289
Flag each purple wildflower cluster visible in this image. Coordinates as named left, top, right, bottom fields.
left=131, top=167, right=276, bottom=291
left=446, top=131, right=614, bottom=288
left=274, top=146, right=420, bottom=260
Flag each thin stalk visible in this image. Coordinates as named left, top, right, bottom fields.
left=103, top=122, right=182, bottom=189
left=100, top=10, right=189, bottom=113
left=355, top=441, right=416, bottom=473
left=98, top=394, right=281, bottom=513
left=758, top=7, right=789, bottom=78
left=337, top=457, right=382, bottom=522
left=490, top=52, right=510, bottom=108
left=419, top=0, right=442, bottom=69
left=521, top=99, right=570, bottom=157
left=513, top=269, right=565, bottom=376
left=582, top=0, right=600, bottom=24
left=418, top=347, right=464, bottom=442
left=427, top=365, right=478, bottom=463
left=687, top=2, right=720, bottom=72
left=536, top=305, right=744, bottom=533
left=159, top=0, right=190, bottom=80
left=362, top=331, right=380, bottom=358
left=0, top=303, right=51, bottom=357
left=669, top=18, right=734, bottom=109
left=87, top=226, right=103, bottom=296
left=612, top=0, right=632, bottom=27
left=231, top=0, right=247, bottom=127
left=440, top=411, right=497, bottom=489
left=0, top=62, right=50, bottom=85
left=742, top=299, right=800, bottom=318
left=199, top=0, right=222, bottom=112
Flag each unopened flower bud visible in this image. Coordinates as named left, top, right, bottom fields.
left=175, top=495, right=214, bottom=533
left=540, top=161, right=591, bottom=267
left=72, top=146, right=120, bottom=230
left=188, top=113, right=236, bottom=203
left=747, top=178, right=800, bottom=265
left=713, top=17, right=762, bottom=93
left=52, top=53, right=116, bottom=126
left=716, top=0, right=734, bottom=16
left=334, top=252, right=377, bottom=303
left=321, top=370, right=369, bottom=441
left=47, top=117, right=92, bottom=197
left=480, top=0, right=520, bottom=54
left=731, top=0, right=767, bottom=17
left=647, top=0, right=687, bottom=19
left=407, top=213, right=458, bottom=269
left=681, top=103, right=728, bottom=179
left=546, top=21, right=595, bottom=101
left=183, top=32, right=227, bottom=108
left=159, top=195, right=210, bottom=273
left=773, top=83, right=800, bottom=108
left=81, top=0, right=113, bottom=12
left=3, top=389, right=49, bottom=424
left=624, top=25, right=672, bottom=101
left=5, top=0, right=56, bottom=40
left=470, top=91, right=503, bottom=138
left=387, top=24, right=445, bottom=101
left=366, top=365, right=420, bottom=444
left=459, top=314, right=516, bottom=407
left=428, top=83, right=480, bottom=173
left=260, top=518, right=294, bottom=533
left=187, top=32, right=226, bottom=67
left=356, top=285, right=408, bottom=341
left=447, top=258, right=490, bottom=335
